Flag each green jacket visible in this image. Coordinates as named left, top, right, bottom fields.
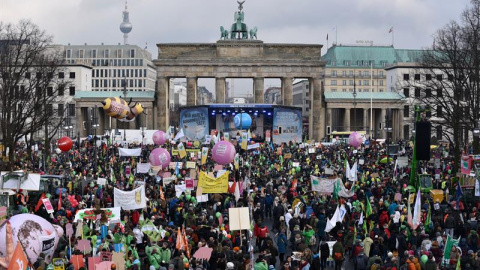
left=254, top=261, right=268, bottom=270
left=159, top=247, right=172, bottom=264
left=146, top=246, right=162, bottom=269
left=302, top=229, right=315, bottom=245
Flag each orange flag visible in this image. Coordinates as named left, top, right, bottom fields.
left=176, top=227, right=184, bottom=251
left=159, top=186, right=165, bottom=201
left=7, top=244, right=28, bottom=270
left=182, top=225, right=190, bottom=258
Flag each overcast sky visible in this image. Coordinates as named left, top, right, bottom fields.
left=0, top=0, right=472, bottom=95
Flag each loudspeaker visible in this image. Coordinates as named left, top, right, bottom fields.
left=415, top=121, right=431, bottom=160
left=326, top=126, right=331, bottom=135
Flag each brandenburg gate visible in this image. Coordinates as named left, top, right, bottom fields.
left=153, top=2, right=326, bottom=141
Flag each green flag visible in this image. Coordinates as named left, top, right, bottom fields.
left=333, top=179, right=340, bottom=201
left=366, top=198, right=372, bottom=217
left=425, top=202, right=432, bottom=232
left=442, top=235, right=460, bottom=266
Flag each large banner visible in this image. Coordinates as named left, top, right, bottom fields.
left=114, top=186, right=147, bottom=210
left=310, top=176, right=354, bottom=197
left=180, top=107, right=209, bottom=141
left=198, top=171, right=229, bottom=193
left=272, top=108, right=302, bottom=144
left=118, top=148, right=142, bottom=157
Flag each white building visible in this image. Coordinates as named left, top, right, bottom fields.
left=292, top=80, right=310, bottom=119
left=61, top=44, right=156, bottom=93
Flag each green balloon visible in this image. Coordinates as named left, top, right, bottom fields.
left=216, top=212, right=221, bottom=218
left=421, top=255, right=428, bottom=264
left=296, top=167, right=300, bottom=172
left=448, top=169, right=452, bottom=174
left=186, top=195, right=191, bottom=201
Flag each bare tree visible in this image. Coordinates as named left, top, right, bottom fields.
left=395, top=0, right=480, bottom=172
left=0, top=20, right=69, bottom=168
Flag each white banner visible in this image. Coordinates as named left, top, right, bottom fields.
left=114, top=186, right=147, bottom=210
left=175, top=184, right=187, bottom=197
left=476, top=179, right=480, bottom=197
left=97, top=178, right=107, bottom=185
left=247, top=143, right=260, bottom=150
left=118, top=148, right=142, bottom=157
left=196, top=194, right=209, bottom=202
left=74, top=207, right=122, bottom=224
left=310, top=176, right=354, bottom=197
left=136, top=163, right=151, bottom=174
left=324, top=167, right=334, bottom=175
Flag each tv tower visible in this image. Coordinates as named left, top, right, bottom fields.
left=119, top=1, right=132, bottom=45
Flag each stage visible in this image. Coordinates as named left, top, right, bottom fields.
left=179, top=104, right=303, bottom=144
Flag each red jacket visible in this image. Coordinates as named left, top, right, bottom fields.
left=379, top=210, right=389, bottom=228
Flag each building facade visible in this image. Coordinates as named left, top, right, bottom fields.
left=321, top=45, right=425, bottom=140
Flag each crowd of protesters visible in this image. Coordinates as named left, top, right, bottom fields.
left=4, top=133, right=480, bottom=270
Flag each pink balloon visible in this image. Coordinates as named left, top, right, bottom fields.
left=152, top=130, right=168, bottom=145
left=348, top=132, right=363, bottom=148
left=149, top=148, right=171, bottom=168
left=211, top=141, right=236, bottom=165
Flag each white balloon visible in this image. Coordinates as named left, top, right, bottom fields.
left=0, top=214, right=64, bottom=264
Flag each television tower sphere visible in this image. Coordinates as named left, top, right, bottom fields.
left=120, top=2, right=132, bottom=44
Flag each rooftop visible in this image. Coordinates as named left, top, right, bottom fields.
left=74, top=91, right=155, bottom=99
left=324, top=91, right=405, bottom=101
left=322, top=45, right=427, bottom=68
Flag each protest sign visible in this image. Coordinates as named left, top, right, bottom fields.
left=114, top=186, right=147, bottom=210
left=198, top=171, right=229, bottom=193
left=228, top=207, right=250, bottom=230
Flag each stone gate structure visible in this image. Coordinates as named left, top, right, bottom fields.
left=153, top=40, right=326, bottom=141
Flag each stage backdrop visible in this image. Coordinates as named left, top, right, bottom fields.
left=180, top=107, right=209, bottom=141
left=272, top=108, right=302, bottom=143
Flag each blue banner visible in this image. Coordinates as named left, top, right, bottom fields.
left=180, top=107, right=209, bottom=141
left=272, top=108, right=302, bottom=143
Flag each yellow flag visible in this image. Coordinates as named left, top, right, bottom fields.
left=241, top=132, right=248, bottom=150
left=234, top=153, right=240, bottom=170
left=201, top=147, right=208, bottom=165
left=198, top=171, right=229, bottom=193
left=178, top=142, right=187, bottom=159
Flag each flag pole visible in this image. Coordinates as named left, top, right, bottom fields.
left=335, top=25, right=338, bottom=45
left=370, top=62, right=373, bottom=139
left=392, top=27, right=394, bottom=46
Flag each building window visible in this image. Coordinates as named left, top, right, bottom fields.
left=404, top=105, right=409, bottom=117
left=349, top=71, right=353, bottom=77
left=404, top=125, right=410, bottom=140
left=415, top=87, right=421, bottom=97
left=436, top=126, right=442, bottom=140
left=331, top=61, right=336, bottom=66
left=426, top=110, right=432, bottom=118
left=437, top=88, right=443, bottom=97
left=437, top=106, right=443, bottom=117
left=358, top=71, right=362, bottom=76
left=58, top=104, right=64, bottom=117
left=79, top=50, right=84, bottom=58
left=363, top=80, right=369, bottom=86
left=379, top=80, right=384, bottom=86
left=349, top=80, right=353, bottom=86
left=117, top=49, right=123, bottom=58
left=364, top=71, right=369, bottom=76
left=47, top=86, right=53, bottom=96
left=403, top=74, right=410, bottom=80
left=379, top=71, right=384, bottom=77
left=69, top=86, right=75, bottom=96
left=448, top=74, right=454, bottom=81
left=92, top=49, right=97, bottom=58
left=341, top=89, right=346, bottom=92
left=66, top=50, right=71, bottom=58
left=342, top=71, right=346, bottom=76
left=331, top=88, right=337, bottom=92
left=379, top=89, right=384, bottom=92
left=426, top=74, right=432, bottom=81
left=69, top=72, right=75, bottom=79
left=425, top=88, right=431, bottom=98
left=436, top=74, right=443, bottom=81
left=105, top=49, right=110, bottom=58
left=358, top=80, right=362, bottom=86
left=68, top=104, right=75, bottom=116
left=414, top=74, right=420, bottom=80
left=331, top=70, right=337, bottom=77
left=331, top=80, right=337, bottom=86
left=344, top=60, right=350, bottom=66
left=342, top=80, right=347, bottom=86
left=381, top=61, right=387, bottom=67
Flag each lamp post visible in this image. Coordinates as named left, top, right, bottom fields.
left=122, top=78, right=128, bottom=143
left=91, top=106, right=99, bottom=173
left=352, top=74, right=357, bottom=131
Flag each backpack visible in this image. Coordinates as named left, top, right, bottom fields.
left=371, top=263, right=380, bottom=270
left=355, top=255, right=366, bottom=270
left=309, top=234, right=317, bottom=246
left=294, top=234, right=302, bottom=244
